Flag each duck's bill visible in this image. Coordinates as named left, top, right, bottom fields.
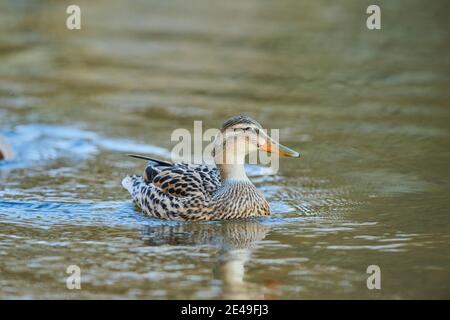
left=259, top=140, right=300, bottom=158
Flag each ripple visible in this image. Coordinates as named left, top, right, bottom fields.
left=327, top=243, right=407, bottom=252
left=0, top=199, right=139, bottom=227
left=0, top=123, right=171, bottom=171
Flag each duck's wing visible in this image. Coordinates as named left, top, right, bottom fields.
left=151, top=162, right=220, bottom=197
left=127, top=154, right=172, bottom=182
left=125, top=155, right=221, bottom=197
left=122, top=157, right=221, bottom=220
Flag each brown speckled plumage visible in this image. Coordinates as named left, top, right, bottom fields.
left=123, top=162, right=270, bottom=221
left=122, top=115, right=299, bottom=221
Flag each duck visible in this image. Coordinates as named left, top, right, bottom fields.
left=122, top=115, right=300, bottom=221
left=0, top=135, right=14, bottom=161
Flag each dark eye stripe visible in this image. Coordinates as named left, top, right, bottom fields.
left=232, top=126, right=259, bottom=132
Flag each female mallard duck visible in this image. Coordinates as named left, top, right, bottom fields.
left=122, top=115, right=300, bottom=221
left=0, top=135, right=14, bottom=161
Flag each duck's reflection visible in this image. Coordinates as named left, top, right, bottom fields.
left=141, top=220, right=270, bottom=299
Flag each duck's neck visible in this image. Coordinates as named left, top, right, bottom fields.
left=217, top=163, right=250, bottom=182
left=214, top=147, right=250, bottom=183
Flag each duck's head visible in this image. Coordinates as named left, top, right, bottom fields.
left=213, top=115, right=300, bottom=180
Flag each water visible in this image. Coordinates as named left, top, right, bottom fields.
left=0, top=0, right=449, bottom=299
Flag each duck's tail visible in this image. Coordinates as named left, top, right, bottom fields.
left=121, top=175, right=143, bottom=196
